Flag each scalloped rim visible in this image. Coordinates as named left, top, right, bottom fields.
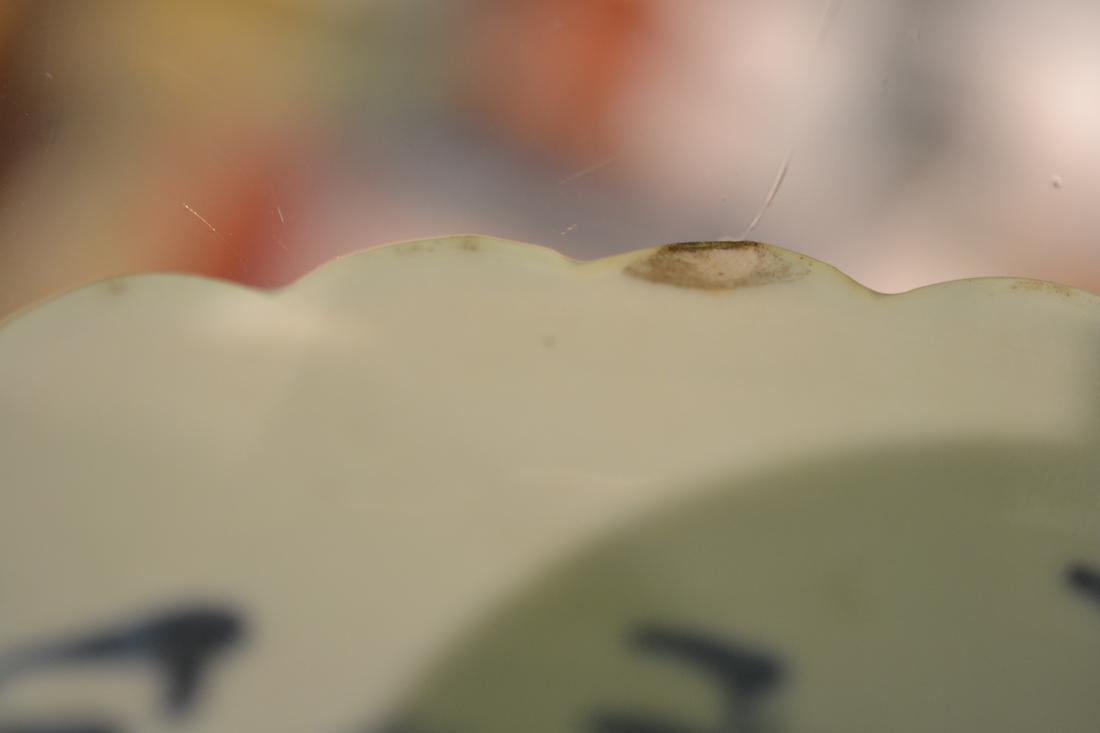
left=2, top=235, right=1098, bottom=331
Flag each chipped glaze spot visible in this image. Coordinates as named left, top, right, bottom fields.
left=1010, top=279, right=1077, bottom=298
left=105, top=279, right=129, bottom=296
left=625, top=242, right=811, bottom=291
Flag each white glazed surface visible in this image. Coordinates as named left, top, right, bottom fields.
left=1, top=237, right=1098, bottom=731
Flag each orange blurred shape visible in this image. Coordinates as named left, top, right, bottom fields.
left=458, top=0, right=650, bottom=163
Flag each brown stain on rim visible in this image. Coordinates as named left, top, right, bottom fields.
left=625, top=241, right=810, bottom=291
left=105, top=278, right=129, bottom=296
left=1010, top=279, right=1076, bottom=298
left=397, top=238, right=481, bottom=255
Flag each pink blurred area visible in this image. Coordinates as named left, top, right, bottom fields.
left=1, top=0, right=1099, bottom=316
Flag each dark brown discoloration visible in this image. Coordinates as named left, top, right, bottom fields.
left=1010, top=279, right=1076, bottom=298
left=105, top=278, right=129, bottom=296
left=397, top=238, right=481, bottom=255
left=625, top=241, right=810, bottom=291
left=396, top=241, right=435, bottom=254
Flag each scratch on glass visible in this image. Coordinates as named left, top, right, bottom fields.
left=736, top=0, right=845, bottom=241
left=182, top=203, right=220, bottom=235
left=561, top=159, right=613, bottom=184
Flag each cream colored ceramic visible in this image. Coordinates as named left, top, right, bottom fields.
left=1, top=237, right=1099, bottom=732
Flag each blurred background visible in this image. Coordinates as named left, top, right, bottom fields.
left=1, top=0, right=1099, bottom=317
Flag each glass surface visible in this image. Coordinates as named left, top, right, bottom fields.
left=0, top=0, right=1098, bottom=319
